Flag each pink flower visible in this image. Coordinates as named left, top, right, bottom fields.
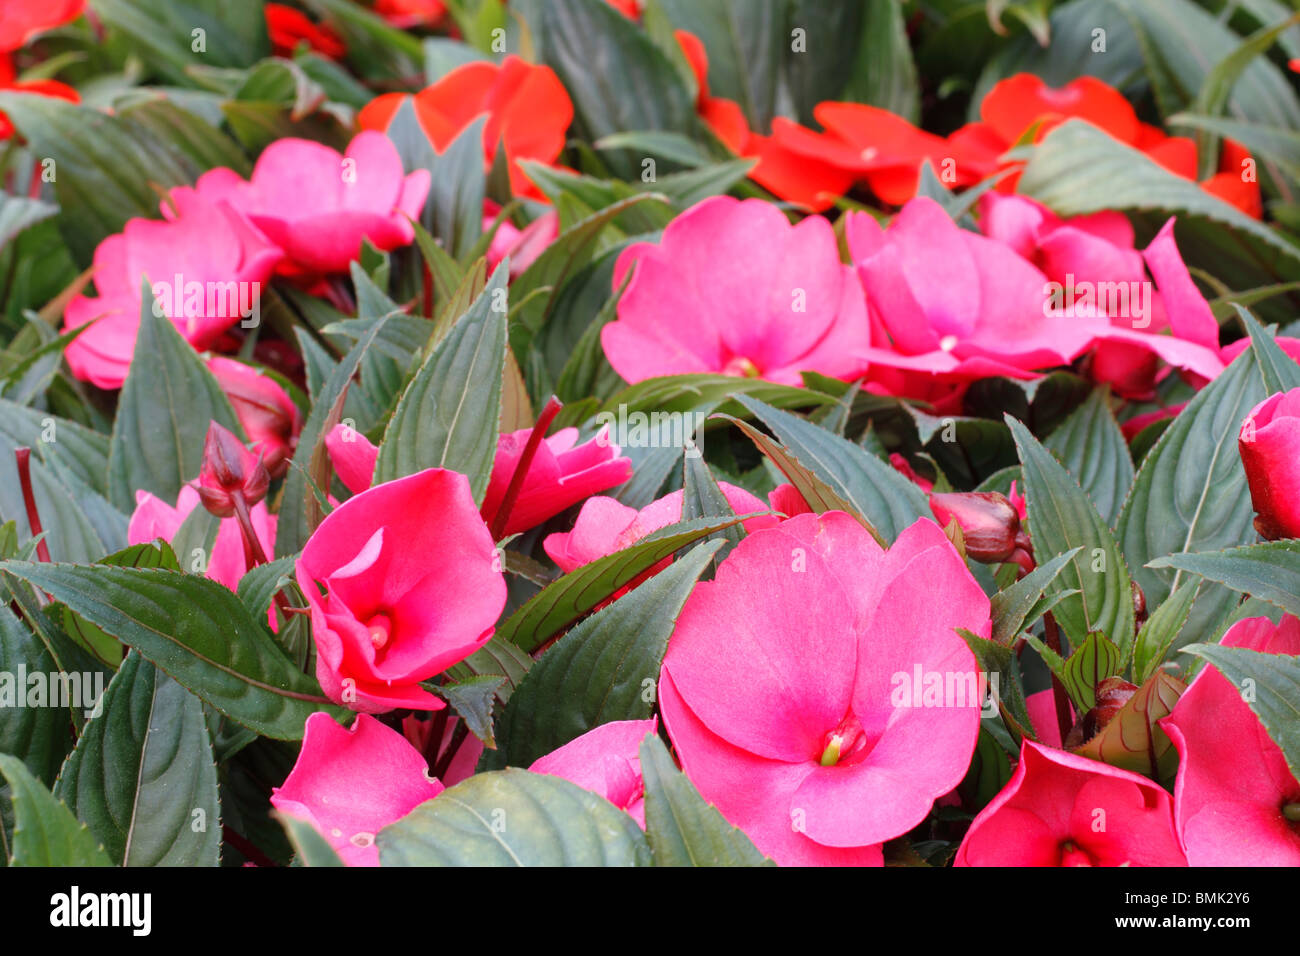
left=767, top=483, right=812, bottom=518
left=660, top=513, right=989, bottom=866
left=848, top=197, right=1106, bottom=391
left=62, top=190, right=283, bottom=390
left=271, top=713, right=444, bottom=866
left=180, top=132, right=429, bottom=277
left=207, top=357, right=301, bottom=478
left=323, top=422, right=631, bottom=538
left=127, top=485, right=275, bottom=591
left=977, top=193, right=1224, bottom=397
left=955, top=740, right=1187, bottom=866
left=479, top=426, right=632, bottom=538
left=484, top=201, right=557, bottom=278
left=295, top=469, right=506, bottom=713
left=401, top=714, right=482, bottom=787
left=1161, top=616, right=1300, bottom=866
left=1239, top=388, right=1300, bottom=540
left=529, top=719, right=657, bottom=827
left=601, top=196, right=871, bottom=385
left=542, top=482, right=777, bottom=574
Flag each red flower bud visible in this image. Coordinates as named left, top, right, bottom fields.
left=207, top=357, right=301, bottom=479
left=1239, top=389, right=1300, bottom=541
left=197, top=422, right=269, bottom=517
left=928, top=492, right=1021, bottom=564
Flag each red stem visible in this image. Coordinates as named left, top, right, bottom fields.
left=222, top=826, right=277, bottom=868
left=231, top=491, right=294, bottom=625
left=489, top=396, right=563, bottom=541
left=1043, top=612, right=1074, bottom=744
left=14, top=448, right=51, bottom=563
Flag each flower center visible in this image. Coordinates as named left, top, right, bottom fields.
left=366, top=612, right=393, bottom=651
left=817, top=713, right=871, bottom=768
left=1058, top=840, right=1094, bottom=867
left=722, top=356, right=761, bottom=379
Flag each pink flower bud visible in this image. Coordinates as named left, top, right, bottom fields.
left=928, top=491, right=1021, bottom=564
left=196, top=422, right=269, bottom=517
left=1239, top=388, right=1300, bottom=540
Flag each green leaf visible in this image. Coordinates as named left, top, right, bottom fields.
left=0, top=195, right=56, bottom=250
left=536, top=0, right=695, bottom=177
left=91, top=0, right=270, bottom=82
left=107, top=283, right=244, bottom=512
left=639, top=733, right=772, bottom=866
left=681, top=449, right=742, bottom=568
left=1180, top=643, right=1300, bottom=782
left=1007, top=416, right=1136, bottom=657
left=374, top=262, right=508, bottom=497
left=444, top=637, right=533, bottom=706
left=0, top=606, right=72, bottom=788
left=841, top=0, right=921, bottom=123
left=0, top=94, right=193, bottom=263
left=1044, top=387, right=1133, bottom=526
left=275, top=812, right=345, bottom=867
left=1149, top=540, right=1300, bottom=619
left=0, top=754, right=111, bottom=866
left=489, top=540, right=721, bottom=769
left=1188, top=10, right=1300, bottom=179
left=0, top=561, right=344, bottom=740
left=1060, top=631, right=1124, bottom=712
left=958, top=629, right=1035, bottom=743
left=436, top=676, right=506, bottom=750
left=276, top=315, right=390, bottom=557
left=377, top=768, right=650, bottom=866
left=387, top=101, right=485, bottom=260
left=496, top=515, right=752, bottom=653
left=1166, top=113, right=1300, bottom=185
left=1242, top=306, right=1300, bottom=393
left=734, top=395, right=929, bottom=543
left=1117, top=345, right=1270, bottom=647
left=54, top=652, right=221, bottom=866
left=1133, top=580, right=1199, bottom=683
left=989, top=548, right=1082, bottom=645
left=656, top=0, right=783, bottom=131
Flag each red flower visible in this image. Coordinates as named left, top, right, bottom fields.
left=371, top=0, right=447, bottom=30
left=0, top=0, right=84, bottom=52
left=358, top=55, right=573, bottom=201
left=264, top=3, right=346, bottom=60
left=0, top=55, right=79, bottom=140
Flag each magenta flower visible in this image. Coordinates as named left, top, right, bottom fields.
left=181, top=132, right=429, bottom=277
left=270, top=712, right=444, bottom=867
left=976, top=193, right=1224, bottom=397
left=479, top=425, right=632, bottom=538
left=295, top=468, right=506, bottom=713
left=955, top=740, right=1187, bottom=866
left=128, top=486, right=275, bottom=592
left=1239, top=388, right=1300, bottom=540
left=62, top=190, right=283, bottom=390
left=660, top=513, right=989, bottom=866
left=324, top=422, right=379, bottom=495
left=529, top=719, right=657, bottom=827
left=1161, top=616, right=1300, bottom=866
left=207, top=357, right=301, bottom=478
left=600, top=196, right=871, bottom=385
left=542, top=482, right=777, bottom=574
left=848, top=197, right=1106, bottom=388
left=484, top=201, right=557, bottom=278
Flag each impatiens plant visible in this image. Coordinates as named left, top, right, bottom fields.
left=1, top=0, right=1300, bottom=880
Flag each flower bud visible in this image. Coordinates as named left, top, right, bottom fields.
left=207, top=357, right=301, bottom=479
left=1239, top=389, right=1300, bottom=541
left=196, top=421, right=269, bottom=517
left=1066, top=676, right=1137, bottom=747
left=928, top=492, right=1020, bottom=564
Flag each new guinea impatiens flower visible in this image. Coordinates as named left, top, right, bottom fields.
left=271, top=712, right=444, bottom=867
left=1239, top=388, right=1300, bottom=540
left=529, top=719, right=658, bottom=828
left=659, top=513, right=989, bottom=866
left=955, top=740, right=1187, bottom=866
left=295, top=468, right=506, bottom=714
left=176, top=132, right=429, bottom=277
left=977, top=193, right=1225, bottom=397
left=358, top=55, right=572, bottom=201
left=848, top=197, right=1106, bottom=393
left=0, top=0, right=83, bottom=51
left=1161, top=616, right=1300, bottom=866
left=128, top=486, right=275, bottom=592
left=542, top=482, right=778, bottom=574
left=601, top=196, right=871, bottom=386
left=62, top=189, right=283, bottom=390
left=322, top=421, right=632, bottom=537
